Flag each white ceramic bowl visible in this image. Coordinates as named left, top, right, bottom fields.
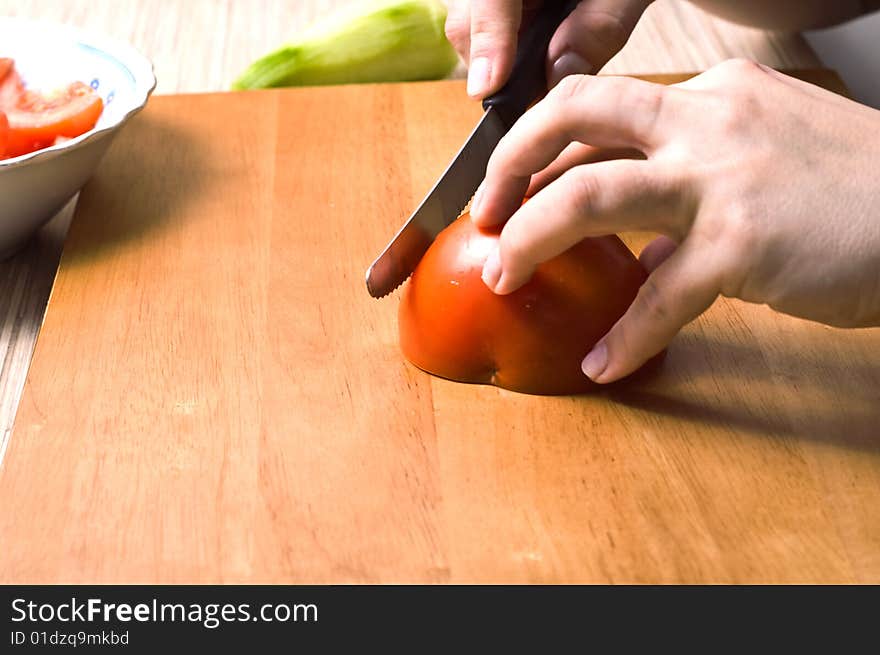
left=0, top=18, right=156, bottom=259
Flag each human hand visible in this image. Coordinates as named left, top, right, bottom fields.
left=444, top=0, right=653, bottom=98
left=470, top=59, right=880, bottom=383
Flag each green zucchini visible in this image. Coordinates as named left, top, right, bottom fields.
left=232, top=0, right=458, bottom=90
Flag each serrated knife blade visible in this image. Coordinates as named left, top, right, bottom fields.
left=365, top=107, right=506, bottom=298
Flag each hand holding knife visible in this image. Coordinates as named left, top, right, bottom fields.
left=366, top=0, right=581, bottom=298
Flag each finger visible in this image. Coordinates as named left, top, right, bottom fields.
left=467, top=0, right=522, bottom=98
left=481, top=159, right=692, bottom=295
left=472, top=74, right=679, bottom=227
left=547, top=0, right=649, bottom=86
left=527, top=143, right=644, bottom=196
left=639, top=235, right=678, bottom=273
left=581, top=239, right=722, bottom=383
left=444, top=0, right=472, bottom=62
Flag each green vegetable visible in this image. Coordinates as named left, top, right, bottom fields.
left=232, top=0, right=458, bottom=90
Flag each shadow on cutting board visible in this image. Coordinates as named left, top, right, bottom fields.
left=605, top=328, right=880, bottom=454
left=62, top=112, right=215, bottom=266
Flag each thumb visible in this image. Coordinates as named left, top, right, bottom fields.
left=581, top=239, right=720, bottom=383
left=466, top=0, right=523, bottom=98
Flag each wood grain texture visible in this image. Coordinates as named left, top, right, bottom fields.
left=0, top=0, right=822, bottom=442
left=0, top=72, right=877, bottom=584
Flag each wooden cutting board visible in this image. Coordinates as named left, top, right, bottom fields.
left=1, top=72, right=878, bottom=584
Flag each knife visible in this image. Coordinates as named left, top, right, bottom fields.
left=365, top=0, right=581, bottom=298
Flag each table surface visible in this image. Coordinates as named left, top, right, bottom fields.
left=0, top=1, right=821, bottom=455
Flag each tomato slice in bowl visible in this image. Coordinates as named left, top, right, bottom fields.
left=2, top=81, right=103, bottom=158
left=0, top=66, right=23, bottom=108
left=0, top=111, right=8, bottom=157
left=0, top=57, right=13, bottom=81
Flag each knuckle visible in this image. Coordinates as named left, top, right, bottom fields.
left=715, top=96, right=748, bottom=133
left=445, top=16, right=467, bottom=47
left=498, top=220, right=531, bottom=270
left=550, top=74, right=668, bottom=128
left=695, top=200, right=760, bottom=298
left=635, top=276, right=671, bottom=325
left=567, top=167, right=602, bottom=218
left=591, top=77, right=667, bottom=144
left=625, top=82, right=666, bottom=141
left=715, top=58, right=767, bottom=81
left=444, top=1, right=469, bottom=46
left=597, top=76, right=631, bottom=100
left=721, top=200, right=761, bottom=259
left=469, top=12, right=518, bottom=50
left=487, top=134, right=515, bottom=175
left=713, top=90, right=761, bottom=135
left=549, top=72, right=590, bottom=103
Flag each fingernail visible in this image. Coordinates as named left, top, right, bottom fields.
left=549, top=52, right=592, bottom=87
left=467, top=57, right=492, bottom=97
left=581, top=341, right=608, bottom=381
left=471, top=182, right=485, bottom=219
left=481, top=246, right=502, bottom=291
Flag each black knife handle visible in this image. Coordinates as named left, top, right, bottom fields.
left=482, top=0, right=581, bottom=128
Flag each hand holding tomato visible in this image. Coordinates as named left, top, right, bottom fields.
left=472, top=60, right=880, bottom=383
left=399, top=207, right=656, bottom=395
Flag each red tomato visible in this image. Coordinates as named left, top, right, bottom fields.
left=0, top=59, right=9, bottom=156
left=0, top=66, right=23, bottom=109
left=399, top=209, right=654, bottom=395
left=0, top=58, right=12, bottom=82
left=0, top=60, right=103, bottom=159
left=0, top=111, right=8, bottom=157
left=4, top=82, right=104, bottom=158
